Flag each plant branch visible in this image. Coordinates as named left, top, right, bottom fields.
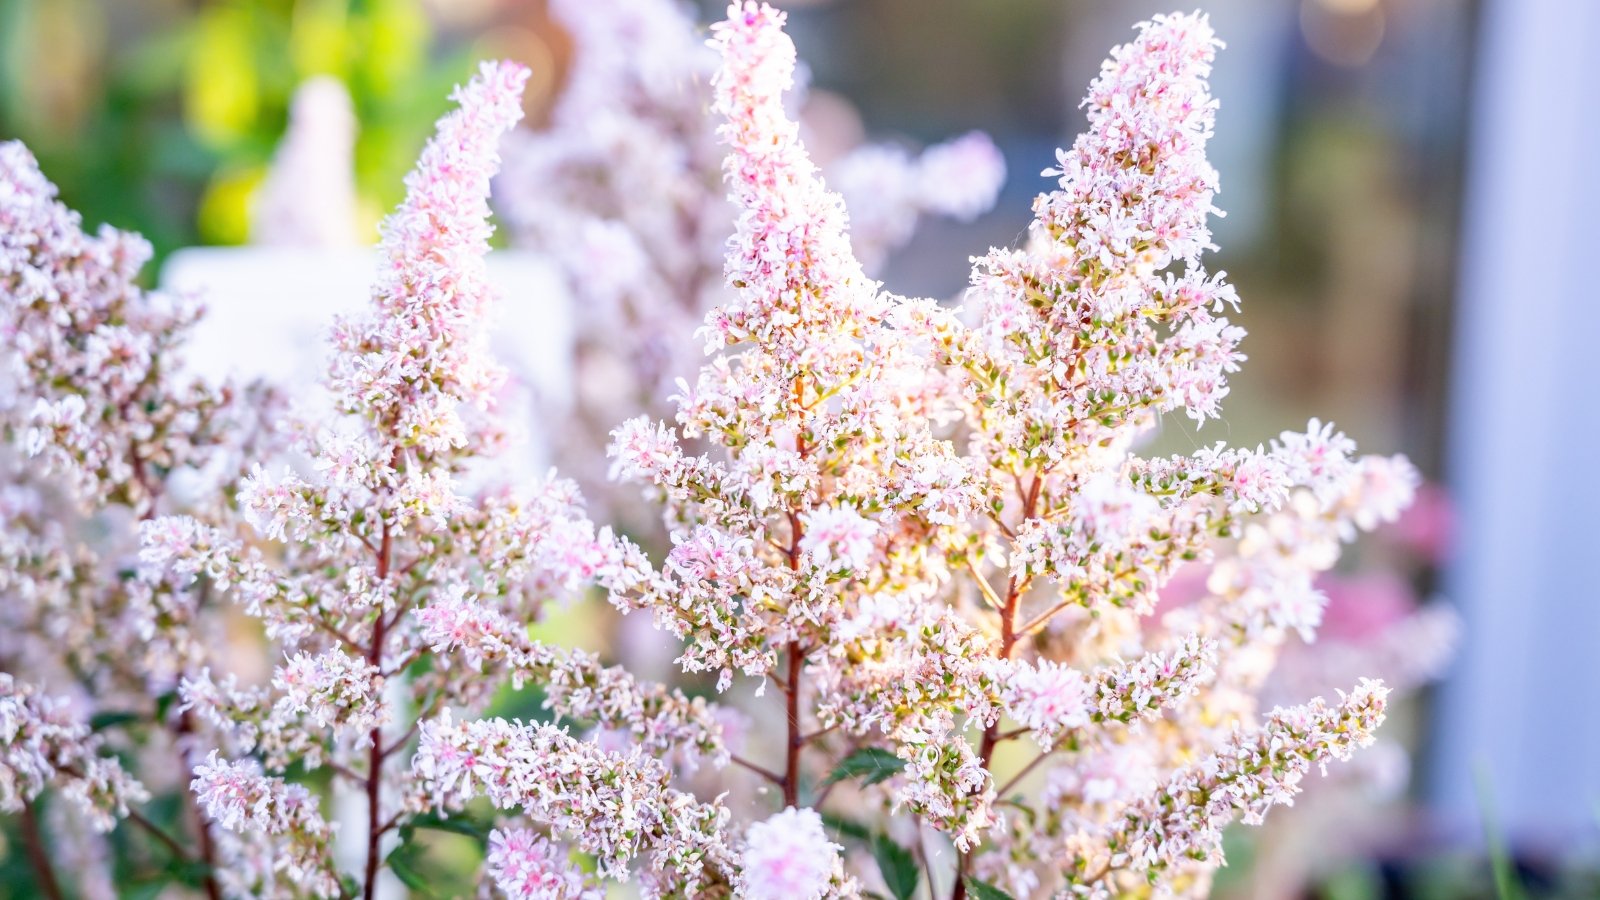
left=731, top=753, right=785, bottom=785
left=362, top=515, right=393, bottom=900
left=995, top=748, right=1057, bottom=799
left=19, top=798, right=65, bottom=900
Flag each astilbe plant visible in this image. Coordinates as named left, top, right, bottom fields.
left=426, top=5, right=1405, bottom=898
left=0, top=5, right=1423, bottom=899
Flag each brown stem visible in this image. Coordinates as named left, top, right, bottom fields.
left=800, top=722, right=840, bottom=744
left=994, top=749, right=1057, bottom=799
left=361, top=691, right=386, bottom=898
left=328, top=761, right=365, bottom=783
left=362, top=518, right=393, bottom=900
left=19, top=798, right=65, bottom=900
left=1077, top=859, right=1114, bottom=890
left=381, top=714, right=423, bottom=761
left=962, top=556, right=1005, bottom=611
left=377, top=810, right=407, bottom=837
left=125, top=806, right=199, bottom=864
left=53, top=760, right=196, bottom=865
left=1016, top=597, right=1077, bottom=640
left=382, top=647, right=425, bottom=679
left=953, top=476, right=1042, bottom=900
left=125, top=432, right=162, bottom=520
left=175, top=708, right=224, bottom=900
left=782, top=640, right=804, bottom=808
left=731, top=753, right=785, bottom=786
left=779, top=405, right=811, bottom=810
left=915, top=822, right=938, bottom=900
left=312, top=617, right=364, bottom=654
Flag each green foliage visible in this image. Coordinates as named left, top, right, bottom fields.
left=824, top=746, right=907, bottom=788
left=1476, top=765, right=1525, bottom=900
left=963, top=876, right=1017, bottom=900
left=385, top=808, right=496, bottom=900
left=871, top=832, right=920, bottom=900
left=821, top=811, right=874, bottom=844
left=0, top=0, right=483, bottom=260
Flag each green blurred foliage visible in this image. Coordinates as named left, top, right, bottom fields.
left=0, top=0, right=482, bottom=260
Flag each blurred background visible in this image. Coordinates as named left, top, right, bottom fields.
left=2, top=0, right=1595, bottom=896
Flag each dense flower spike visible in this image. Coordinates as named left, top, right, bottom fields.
left=326, top=60, right=529, bottom=473
left=131, top=61, right=724, bottom=898
left=1082, top=681, right=1389, bottom=893
left=572, top=6, right=1422, bottom=896
left=416, top=592, right=732, bottom=767
left=0, top=142, right=266, bottom=511
left=494, top=0, right=1004, bottom=537
left=0, top=139, right=278, bottom=898
left=0, top=7, right=1445, bottom=899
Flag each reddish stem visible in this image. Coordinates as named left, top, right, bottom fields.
left=176, top=708, right=224, bottom=900
left=780, top=391, right=811, bottom=810
left=730, top=753, right=785, bottom=785
left=362, top=519, right=393, bottom=900
left=782, top=641, right=804, bottom=808
left=952, top=477, right=1041, bottom=900
left=19, top=798, right=64, bottom=900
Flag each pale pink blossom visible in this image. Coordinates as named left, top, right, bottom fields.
left=485, top=828, right=601, bottom=899
left=1004, top=659, right=1093, bottom=736
left=1274, top=418, right=1359, bottom=507
left=0, top=676, right=148, bottom=833
left=799, top=506, right=881, bottom=572
left=739, top=807, right=847, bottom=900
left=495, top=0, right=1005, bottom=540
left=191, top=752, right=342, bottom=897
left=272, top=649, right=387, bottom=736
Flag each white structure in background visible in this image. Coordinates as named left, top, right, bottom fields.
left=163, top=249, right=573, bottom=471
left=1432, top=0, right=1600, bottom=847
left=252, top=75, right=362, bottom=248
left=161, top=78, right=573, bottom=898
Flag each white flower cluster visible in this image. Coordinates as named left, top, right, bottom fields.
left=0, top=676, right=148, bottom=833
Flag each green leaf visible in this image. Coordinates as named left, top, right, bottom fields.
left=167, top=860, right=216, bottom=888
left=824, top=747, right=906, bottom=788
left=1475, top=764, right=1524, bottom=900
left=407, top=811, right=490, bottom=841
left=820, top=812, right=873, bottom=844
left=385, top=845, right=433, bottom=897
left=154, top=690, right=179, bottom=723
left=89, top=710, right=144, bottom=732
left=123, top=883, right=170, bottom=900
left=964, top=877, right=1017, bottom=900
left=871, top=834, right=919, bottom=900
